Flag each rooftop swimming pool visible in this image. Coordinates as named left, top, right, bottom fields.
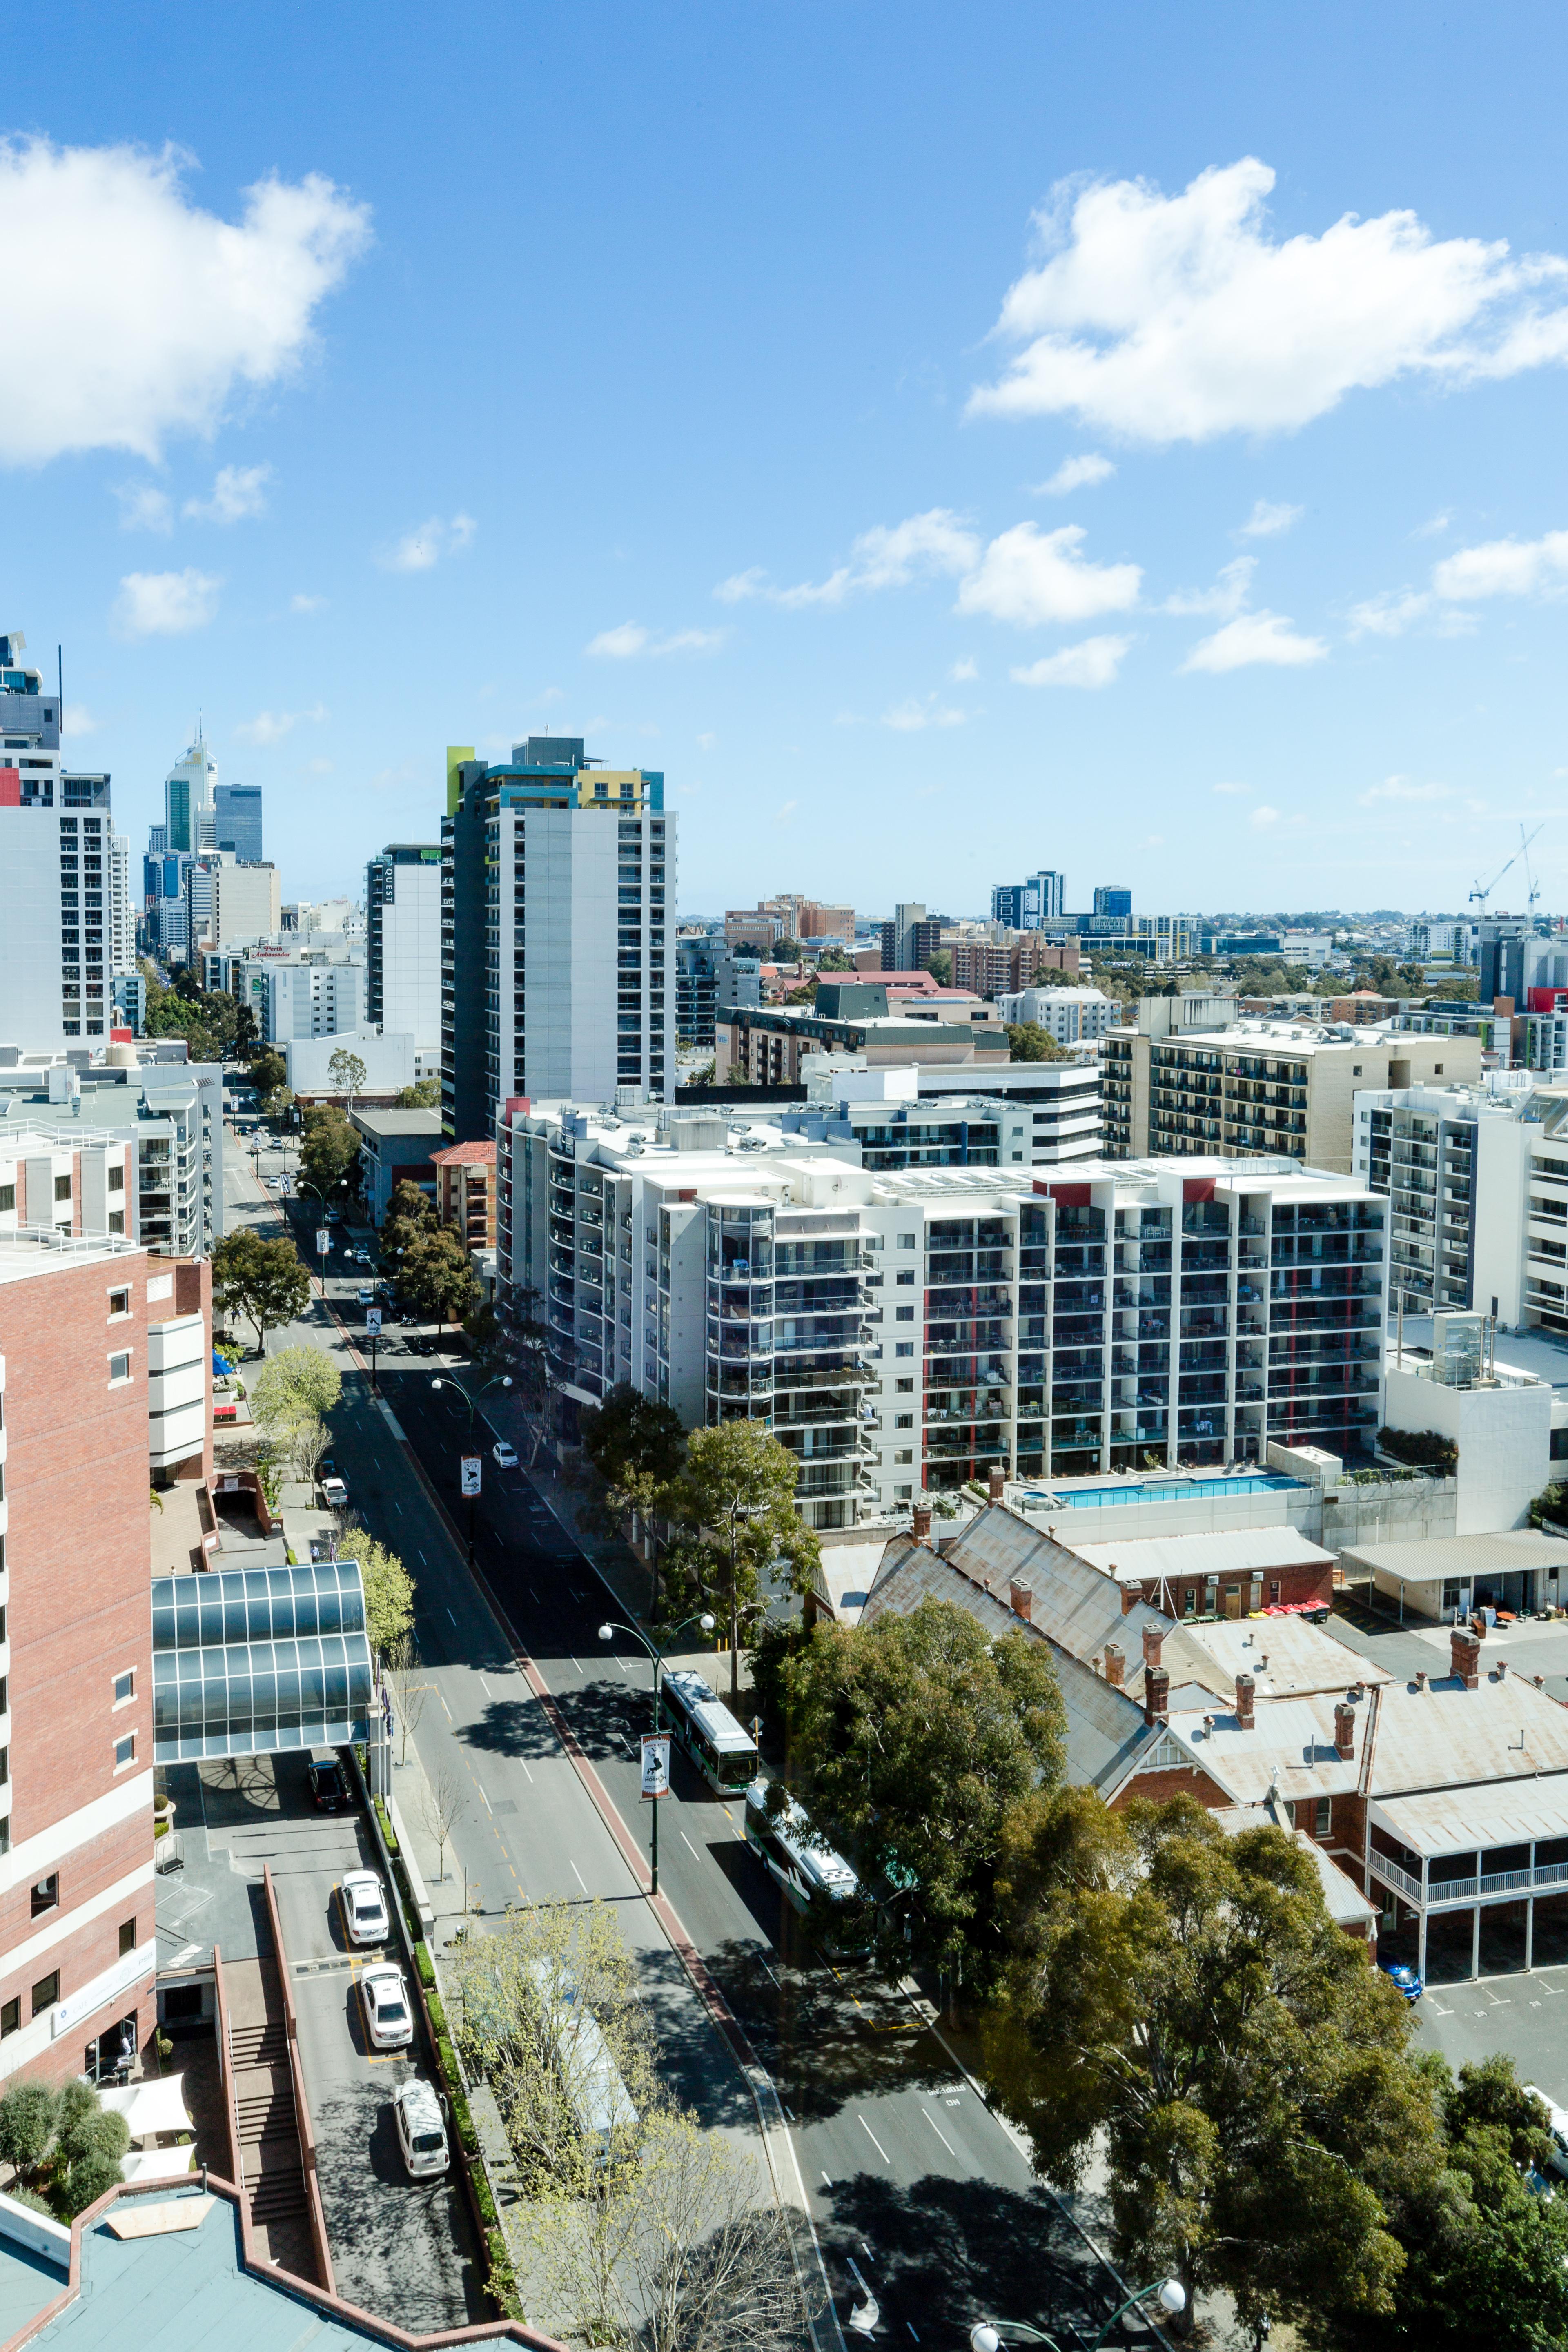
left=1022, top=1474, right=1310, bottom=1510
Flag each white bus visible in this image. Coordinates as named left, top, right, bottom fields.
left=529, top=1960, right=638, bottom=2173
left=744, top=1778, right=863, bottom=1938
left=661, top=1669, right=760, bottom=1793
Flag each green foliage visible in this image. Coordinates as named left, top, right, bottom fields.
left=0, top=2080, right=57, bottom=2176
left=247, top=1047, right=287, bottom=1099
left=1377, top=1425, right=1459, bottom=1474
left=1531, top=1481, right=1568, bottom=1530
left=380, top=1178, right=437, bottom=1275
left=337, top=1528, right=415, bottom=1656
left=985, top=1789, right=1434, bottom=2340
left=326, top=1047, right=368, bottom=1101
left=57, top=2100, right=129, bottom=2171
left=142, top=964, right=247, bottom=1061
left=249, top=1344, right=341, bottom=1439
left=924, top=949, right=953, bottom=985
left=666, top=1419, right=818, bottom=1700
left=401, top=1225, right=480, bottom=1329
left=212, top=1227, right=312, bottom=1356
left=300, top=1102, right=361, bottom=1200
left=757, top=1601, right=1065, bottom=1982
left=61, top=2152, right=127, bottom=2217
left=1004, top=1020, right=1069, bottom=1063
left=463, top=1298, right=502, bottom=1369
left=394, top=1079, right=441, bottom=1107
left=815, top=946, right=853, bottom=972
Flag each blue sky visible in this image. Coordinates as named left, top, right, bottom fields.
left=9, top=3, right=1568, bottom=920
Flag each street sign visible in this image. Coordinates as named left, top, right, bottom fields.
left=365, top=1308, right=382, bottom=1336
left=640, top=1733, right=671, bottom=1801
left=278, top=1175, right=292, bottom=1196
left=316, top=1227, right=330, bottom=1255
left=461, top=1456, right=482, bottom=1497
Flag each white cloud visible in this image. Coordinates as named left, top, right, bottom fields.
left=379, top=512, right=476, bottom=572
left=956, top=522, right=1140, bottom=627
left=950, top=656, right=979, bottom=682
left=0, top=138, right=369, bottom=465
left=234, top=702, right=327, bottom=746
left=1034, top=452, right=1116, bottom=495
left=1250, top=804, right=1282, bottom=827
left=1432, top=529, right=1568, bottom=600
left=112, top=567, right=220, bottom=638
left=1182, top=610, right=1328, bottom=672
left=968, top=156, right=1568, bottom=443
left=1414, top=511, right=1451, bottom=537
left=775, top=799, right=798, bottom=823
left=586, top=621, right=726, bottom=659
left=697, top=731, right=717, bottom=750
left=882, top=695, right=966, bottom=730
left=1347, top=587, right=1433, bottom=637
left=290, top=592, right=327, bottom=613
left=1212, top=779, right=1251, bottom=794
left=1010, top=633, right=1131, bottom=689
left=115, top=481, right=172, bottom=532
left=62, top=704, right=98, bottom=737
left=1239, top=497, right=1303, bottom=537
left=184, top=462, right=271, bottom=522
left=1165, top=555, right=1255, bottom=617
left=717, top=508, right=979, bottom=607
left=1359, top=774, right=1454, bottom=804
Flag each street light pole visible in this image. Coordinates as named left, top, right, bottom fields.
left=598, top=1612, right=714, bottom=1896
left=969, top=2280, right=1185, bottom=2352
left=296, top=1179, right=330, bottom=1296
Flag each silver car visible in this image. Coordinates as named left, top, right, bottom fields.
left=393, top=2079, right=449, bottom=2179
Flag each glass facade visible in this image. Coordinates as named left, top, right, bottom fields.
left=151, top=1562, right=374, bottom=1763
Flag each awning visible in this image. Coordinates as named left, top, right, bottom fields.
left=1341, top=1530, right=1568, bottom=1588
left=1377, top=1781, right=1568, bottom=1858
left=98, top=2075, right=196, bottom=2144
left=121, top=2146, right=196, bottom=2184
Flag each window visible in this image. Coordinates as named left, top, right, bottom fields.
left=895, top=1484, right=913, bottom=1501
left=895, top=1341, right=915, bottom=1357
left=114, top=1733, right=135, bottom=1769
left=895, top=1413, right=914, bottom=1429
left=31, top=1973, right=59, bottom=2019
left=898, top=1233, right=916, bottom=1248
left=113, top=1669, right=134, bottom=1705
left=0, top=1184, right=12, bottom=1214
left=31, top=1875, right=58, bottom=1918
left=1314, top=1797, right=1332, bottom=1838
left=52, top=1173, right=71, bottom=1203
left=895, top=1449, right=913, bottom=1465
left=108, top=1212, right=124, bottom=1235
left=0, top=1999, right=16, bottom=2039
left=1434, top=1062, right=1445, bottom=1076
left=1351, top=1065, right=1362, bottom=1077
left=118, top=1918, right=137, bottom=1959
left=895, top=1306, right=915, bottom=1322
left=895, top=1269, right=916, bottom=1286
left=896, top=1378, right=914, bottom=1394
left=108, top=1165, right=124, bottom=1192
left=108, top=1352, right=131, bottom=1385
left=108, top=1289, right=130, bottom=1319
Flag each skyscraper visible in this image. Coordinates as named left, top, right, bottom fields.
left=213, top=783, right=262, bottom=860
left=366, top=843, right=442, bottom=1068
left=1093, top=885, right=1132, bottom=920
left=163, top=724, right=216, bottom=855
left=0, top=628, right=117, bottom=1043
left=991, top=869, right=1066, bottom=929
left=441, top=738, right=673, bottom=1141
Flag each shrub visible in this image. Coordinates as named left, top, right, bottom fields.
left=60, top=2153, right=124, bottom=2217
left=1377, top=1424, right=1459, bottom=1474
left=0, top=2081, right=57, bottom=2176
left=416, top=1945, right=437, bottom=1993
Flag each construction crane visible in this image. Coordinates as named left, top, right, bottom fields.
left=1522, top=820, right=1544, bottom=914
left=1470, top=821, right=1546, bottom=912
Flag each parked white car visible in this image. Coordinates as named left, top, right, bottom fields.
left=321, top=1475, right=348, bottom=1510
left=492, top=1440, right=518, bottom=1469
left=393, top=2078, right=449, bottom=2179
left=340, top=1870, right=389, bottom=1948
left=1525, top=2085, right=1568, bottom=2176
left=359, top=1963, right=414, bottom=2051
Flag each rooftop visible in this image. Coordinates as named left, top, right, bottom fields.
left=1338, top=1529, right=1568, bottom=1585
left=0, top=1228, right=144, bottom=1285
left=347, top=1109, right=445, bottom=1141
left=1070, top=1526, right=1338, bottom=1585
left=429, top=1140, right=496, bottom=1167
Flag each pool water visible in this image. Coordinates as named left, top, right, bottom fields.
left=1022, top=1474, right=1310, bottom=1510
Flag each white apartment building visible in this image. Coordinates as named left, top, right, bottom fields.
left=0, top=635, right=118, bottom=1047
left=366, top=844, right=442, bottom=1069
left=208, top=855, right=281, bottom=948
left=499, top=1100, right=1388, bottom=1527
left=793, top=1059, right=1102, bottom=1167
left=997, top=986, right=1118, bottom=1044
left=212, top=943, right=366, bottom=1044
left=107, top=834, right=134, bottom=980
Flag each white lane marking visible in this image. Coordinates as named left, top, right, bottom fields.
left=530, top=1588, right=541, bottom=1604
left=478, top=1785, right=492, bottom=1815
left=680, top=1830, right=701, bottom=1859
left=615, top=1656, right=630, bottom=1678
left=518, top=1758, right=535, bottom=1784
left=921, top=2107, right=958, bottom=2157
left=570, top=1860, right=588, bottom=1892
left=858, top=2117, right=890, bottom=2165
left=783, top=2102, right=795, bottom=2121
left=570, top=1658, right=583, bottom=1674
left=388, top=1499, right=402, bottom=1515
left=479, top=1675, right=494, bottom=1698
left=760, top=1956, right=781, bottom=1989
left=908, top=2329, right=920, bottom=2344
left=447, top=1608, right=457, bottom=1624
left=821, top=2171, right=832, bottom=2187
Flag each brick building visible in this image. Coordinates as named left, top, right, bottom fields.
left=948, top=937, right=1082, bottom=994
left=430, top=1138, right=497, bottom=1250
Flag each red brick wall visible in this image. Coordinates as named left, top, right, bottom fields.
left=0, top=1813, right=151, bottom=2087
left=1111, top=1760, right=1233, bottom=1810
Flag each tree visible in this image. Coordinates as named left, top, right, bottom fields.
left=755, top=1598, right=1064, bottom=1983
left=248, top=1047, right=287, bottom=1099
left=420, top=1757, right=466, bottom=1882
left=402, top=1225, right=480, bottom=1332
left=0, top=2081, right=58, bottom=2178
left=1004, top=1020, right=1069, bottom=1063
left=385, top=1633, right=429, bottom=1765
left=212, top=1228, right=312, bottom=1356
left=668, top=1421, right=818, bottom=1704
left=249, top=1344, right=341, bottom=1440
left=581, top=1384, right=689, bottom=1616
left=381, top=1178, right=438, bottom=1281
left=338, top=1527, right=415, bottom=1657
left=816, top=946, right=853, bottom=972
left=291, top=1413, right=332, bottom=1486
left=924, top=949, right=953, bottom=986
left=394, top=1079, right=440, bottom=1107
left=984, top=1789, right=1439, bottom=2342
left=464, top=1297, right=503, bottom=1370
left=327, top=1046, right=368, bottom=1109
left=301, top=1103, right=361, bottom=1201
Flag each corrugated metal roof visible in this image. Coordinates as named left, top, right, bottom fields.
left=1378, top=1778, right=1568, bottom=1856
left=1071, top=1526, right=1337, bottom=1581
left=1161, top=1615, right=1392, bottom=1701
left=927, top=1505, right=1174, bottom=1674
left=1164, top=1691, right=1363, bottom=1805
left=1371, top=1677, right=1568, bottom=1791
left=1339, top=1530, right=1568, bottom=1582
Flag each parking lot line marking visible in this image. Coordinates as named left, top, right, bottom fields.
left=570, top=1860, right=588, bottom=1893
left=858, top=2116, right=891, bottom=2165
left=921, top=2107, right=957, bottom=2157
left=479, top=1675, right=493, bottom=1697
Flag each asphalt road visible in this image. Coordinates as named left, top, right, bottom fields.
left=223, top=1129, right=1148, bottom=2350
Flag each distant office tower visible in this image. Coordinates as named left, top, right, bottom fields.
left=1093, top=886, right=1132, bottom=920
left=163, top=723, right=217, bottom=854
left=442, top=737, right=673, bottom=1140
left=880, top=902, right=944, bottom=972
left=208, top=855, right=281, bottom=947
left=0, top=629, right=122, bottom=1044
left=366, top=843, right=443, bottom=1064
left=213, top=783, right=263, bottom=860
left=991, top=870, right=1065, bottom=929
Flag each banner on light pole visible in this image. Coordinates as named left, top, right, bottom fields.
left=461, top=1456, right=482, bottom=1497
left=640, top=1733, right=671, bottom=1801
left=316, top=1228, right=330, bottom=1255
left=365, top=1308, right=382, bottom=1336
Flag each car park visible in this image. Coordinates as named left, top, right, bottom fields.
left=393, top=2079, right=450, bottom=2179
left=321, top=1474, right=349, bottom=1509
left=340, top=1869, right=390, bottom=1948
left=360, top=1964, right=414, bottom=2051
left=492, top=1441, right=518, bottom=1469
left=308, top=1755, right=347, bottom=1813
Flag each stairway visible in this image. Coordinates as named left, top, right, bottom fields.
left=225, top=1986, right=312, bottom=2244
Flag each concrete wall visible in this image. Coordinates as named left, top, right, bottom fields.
left=1382, top=1361, right=1550, bottom=1532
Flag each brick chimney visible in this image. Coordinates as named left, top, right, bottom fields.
left=1334, top=1701, right=1356, bottom=1760
left=987, top=1466, right=1006, bottom=1503
left=1009, top=1579, right=1034, bottom=1624
left=1414, top=1668, right=1428, bottom=1691
left=1142, top=1624, right=1165, bottom=1675
left=1451, top=1625, right=1481, bottom=1689
left=1144, top=1666, right=1170, bottom=1726
left=1103, top=1642, right=1125, bottom=1688
left=1496, top=1658, right=1510, bottom=1682
left=1235, top=1672, right=1256, bottom=1730
left=911, top=1503, right=932, bottom=1543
